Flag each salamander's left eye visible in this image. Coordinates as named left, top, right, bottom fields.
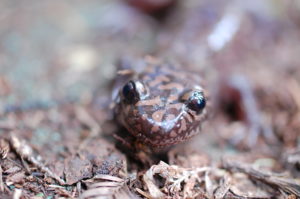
left=185, top=91, right=206, bottom=114
left=122, top=80, right=140, bottom=104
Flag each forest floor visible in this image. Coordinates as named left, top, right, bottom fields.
left=0, top=0, right=300, bottom=198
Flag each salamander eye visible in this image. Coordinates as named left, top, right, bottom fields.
left=122, top=80, right=140, bottom=104
left=186, top=91, right=206, bottom=114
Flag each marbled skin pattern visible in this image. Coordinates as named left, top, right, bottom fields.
left=114, top=57, right=207, bottom=148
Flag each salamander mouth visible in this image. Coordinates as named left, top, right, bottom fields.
left=122, top=110, right=202, bottom=148
left=130, top=126, right=200, bottom=148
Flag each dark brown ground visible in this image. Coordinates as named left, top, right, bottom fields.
left=1, top=0, right=300, bottom=198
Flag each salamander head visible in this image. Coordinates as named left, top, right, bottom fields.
left=115, top=64, right=207, bottom=148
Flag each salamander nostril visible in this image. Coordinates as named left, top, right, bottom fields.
left=122, top=80, right=140, bottom=104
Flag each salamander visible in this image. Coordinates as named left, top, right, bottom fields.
left=113, top=56, right=207, bottom=148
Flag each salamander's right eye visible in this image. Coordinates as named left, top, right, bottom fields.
left=122, top=80, right=140, bottom=104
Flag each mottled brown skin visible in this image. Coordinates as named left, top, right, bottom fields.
left=114, top=56, right=207, bottom=148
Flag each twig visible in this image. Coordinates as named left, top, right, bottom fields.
left=75, top=106, right=102, bottom=152
left=13, top=189, right=22, bottom=199
left=9, top=133, right=66, bottom=185
left=222, top=160, right=300, bottom=197
left=0, top=139, right=10, bottom=159
left=81, top=174, right=137, bottom=199
left=0, top=166, right=4, bottom=192
left=77, top=181, right=82, bottom=198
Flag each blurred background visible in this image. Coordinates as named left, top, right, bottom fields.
left=1, top=0, right=300, bottom=110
